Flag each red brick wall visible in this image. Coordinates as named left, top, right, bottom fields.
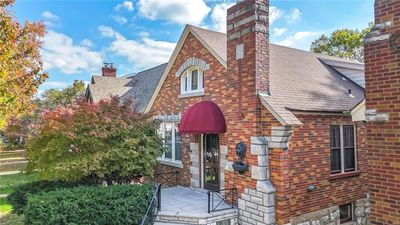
left=150, top=32, right=232, bottom=188
left=364, top=1, right=400, bottom=224
left=269, top=114, right=368, bottom=224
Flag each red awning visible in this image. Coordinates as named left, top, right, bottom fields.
left=179, top=101, right=226, bottom=134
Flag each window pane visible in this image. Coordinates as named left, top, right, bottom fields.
left=331, top=149, right=341, bottom=173
left=339, top=203, right=353, bottom=223
left=191, top=69, right=198, bottom=90
left=175, top=125, right=182, bottom=161
left=165, top=123, right=173, bottom=159
left=330, top=125, right=340, bottom=148
left=185, top=76, right=188, bottom=91
left=345, top=148, right=355, bottom=171
left=343, top=126, right=354, bottom=147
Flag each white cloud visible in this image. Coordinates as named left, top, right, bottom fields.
left=99, top=25, right=118, bottom=38
left=42, top=81, right=69, bottom=89
left=211, top=2, right=235, bottom=32
left=293, top=31, right=318, bottom=40
left=277, top=39, right=294, bottom=47
left=80, top=39, right=93, bottom=47
left=287, top=8, right=301, bottom=23
left=112, top=15, right=128, bottom=25
left=115, top=1, right=134, bottom=11
left=273, top=28, right=287, bottom=36
left=276, top=31, right=320, bottom=47
left=99, top=25, right=175, bottom=69
left=138, top=0, right=211, bottom=25
left=270, top=6, right=283, bottom=25
left=42, top=11, right=59, bottom=21
left=41, top=30, right=103, bottom=74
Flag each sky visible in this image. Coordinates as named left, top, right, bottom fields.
left=10, top=0, right=374, bottom=93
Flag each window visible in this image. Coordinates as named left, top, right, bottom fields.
left=181, top=67, right=203, bottom=94
left=339, top=203, right=353, bottom=223
left=330, top=125, right=357, bottom=174
left=158, top=122, right=182, bottom=163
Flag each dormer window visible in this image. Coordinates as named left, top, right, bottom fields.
left=181, top=67, right=203, bottom=94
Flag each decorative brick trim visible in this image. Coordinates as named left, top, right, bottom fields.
left=175, top=57, right=210, bottom=77
left=364, top=21, right=393, bottom=43
left=264, top=126, right=293, bottom=149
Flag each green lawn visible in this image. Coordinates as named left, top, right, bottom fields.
left=0, top=151, right=26, bottom=160
left=0, top=213, right=24, bottom=225
left=0, top=172, right=35, bottom=225
left=0, top=173, right=37, bottom=196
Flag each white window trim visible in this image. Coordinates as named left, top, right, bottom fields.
left=180, top=67, right=204, bottom=95
left=158, top=122, right=182, bottom=167
left=333, top=124, right=357, bottom=174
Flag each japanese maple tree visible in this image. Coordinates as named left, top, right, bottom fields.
left=26, top=97, right=164, bottom=184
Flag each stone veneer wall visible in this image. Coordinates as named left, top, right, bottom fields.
left=220, top=145, right=228, bottom=190
left=189, top=142, right=201, bottom=188
left=288, top=197, right=370, bottom=225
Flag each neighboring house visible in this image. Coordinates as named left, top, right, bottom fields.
left=86, top=0, right=371, bottom=224
left=364, top=1, right=400, bottom=224
left=86, top=63, right=167, bottom=112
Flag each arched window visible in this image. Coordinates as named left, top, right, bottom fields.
left=180, top=67, right=203, bottom=94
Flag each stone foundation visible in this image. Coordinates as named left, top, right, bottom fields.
left=288, top=197, right=370, bottom=225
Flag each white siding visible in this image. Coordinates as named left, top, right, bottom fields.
left=333, top=66, right=365, bottom=88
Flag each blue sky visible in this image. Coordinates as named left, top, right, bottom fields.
left=11, top=0, right=374, bottom=93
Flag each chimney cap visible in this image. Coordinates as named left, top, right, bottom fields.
left=103, top=62, right=114, bottom=68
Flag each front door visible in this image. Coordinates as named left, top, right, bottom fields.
left=203, top=134, right=219, bottom=191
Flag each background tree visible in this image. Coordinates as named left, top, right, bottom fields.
left=38, top=80, right=85, bottom=111
left=0, top=0, right=48, bottom=129
left=26, top=97, right=164, bottom=184
left=310, top=23, right=373, bottom=62
left=1, top=81, right=85, bottom=149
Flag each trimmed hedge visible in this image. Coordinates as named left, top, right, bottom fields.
left=7, top=180, right=89, bottom=215
left=25, top=184, right=153, bottom=225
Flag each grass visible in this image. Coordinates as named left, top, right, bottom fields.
left=0, top=163, right=27, bottom=172
left=0, top=173, right=37, bottom=195
left=0, top=198, right=12, bottom=213
left=0, top=151, right=26, bottom=160
left=0, top=213, right=24, bottom=225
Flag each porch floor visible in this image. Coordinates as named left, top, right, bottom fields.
left=157, top=186, right=238, bottom=225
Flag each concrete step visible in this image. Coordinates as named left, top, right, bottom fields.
left=156, top=208, right=238, bottom=225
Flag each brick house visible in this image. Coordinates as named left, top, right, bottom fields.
left=86, top=0, right=372, bottom=224
left=364, top=0, right=400, bottom=224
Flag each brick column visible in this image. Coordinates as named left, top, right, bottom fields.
left=364, top=0, right=400, bottom=224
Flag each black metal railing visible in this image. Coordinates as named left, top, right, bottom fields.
left=139, top=184, right=161, bottom=225
left=154, top=171, right=180, bottom=187
left=207, top=188, right=237, bottom=213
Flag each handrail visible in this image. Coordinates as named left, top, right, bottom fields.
left=207, top=188, right=237, bottom=213
left=139, top=184, right=162, bottom=225
left=154, top=171, right=179, bottom=187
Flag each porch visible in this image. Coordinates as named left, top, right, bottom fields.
left=155, top=186, right=238, bottom=225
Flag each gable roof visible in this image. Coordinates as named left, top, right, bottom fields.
left=87, top=63, right=167, bottom=112
left=145, top=25, right=365, bottom=126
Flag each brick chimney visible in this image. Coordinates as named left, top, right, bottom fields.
left=102, top=63, right=116, bottom=77
left=364, top=0, right=400, bottom=224
left=225, top=1, right=276, bottom=225
left=227, top=0, right=269, bottom=95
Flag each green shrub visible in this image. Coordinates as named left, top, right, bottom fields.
left=7, top=180, right=88, bottom=215
left=25, top=184, right=153, bottom=225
